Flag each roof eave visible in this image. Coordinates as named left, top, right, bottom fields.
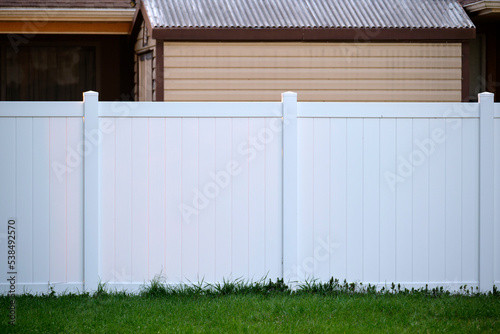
left=0, top=8, right=136, bottom=22
left=464, top=0, right=500, bottom=15
left=151, top=27, right=476, bottom=42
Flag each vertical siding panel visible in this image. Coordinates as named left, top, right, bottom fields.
left=412, top=119, right=430, bottom=283
left=131, top=118, right=149, bottom=282
left=248, top=118, right=267, bottom=279
left=313, top=118, right=330, bottom=281
left=0, top=118, right=16, bottom=284
left=115, top=118, right=132, bottom=283
left=395, top=119, right=413, bottom=283
left=362, top=118, right=380, bottom=283
left=330, top=118, right=347, bottom=281
left=100, top=118, right=116, bottom=282
left=461, top=119, right=479, bottom=284
left=32, top=118, right=50, bottom=283
left=165, top=118, right=182, bottom=282
left=49, top=118, right=67, bottom=283
left=445, top=119, right=463, bottom=283
left=181, top=118, right=199, bottom=282
left=346, top=119, right=363, bottom=282
left=379, top=119, right=397, bottom=284
left=16, top=118, right=33, bottom=284
left=198, top=118, right=217, bottom=282
left=231, top=118, right=249, bottom=278
left=428, top=119, right=446, bottom=283
left=265, top=117, right=283, bottom=280
left=66, top=118, right=83, bottom=284
left=214, top=118, right=232, bottom=281
left=298, top=118, right=314, bottom=281
left=148, top=119, right=166, bottom=279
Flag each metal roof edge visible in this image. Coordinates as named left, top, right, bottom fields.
left=152, top=26, right=476, bottom=41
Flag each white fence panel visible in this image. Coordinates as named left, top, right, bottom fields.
left=297, top=102, right=481, bottom=289
left=99, top=104, right=283, bottom=287
left=0, top=110, right=84, bottom=294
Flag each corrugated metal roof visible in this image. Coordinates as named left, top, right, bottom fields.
left=143, top=0, right=474, bottom=29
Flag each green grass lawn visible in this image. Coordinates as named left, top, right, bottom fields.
left=1, top=280, right=499, bottom=333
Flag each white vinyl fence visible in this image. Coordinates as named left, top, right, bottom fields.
left=0, top=92, right=499, bottom=294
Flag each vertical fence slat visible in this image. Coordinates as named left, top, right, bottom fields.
left=313, top=119, right=331, bottom=281
left=395, top=119, right=413, bottom=283
left=32, top=118, right=50, bottom=284
left=461, top=119, right=479, bottom=284
left=330, top=118, right=348, bottom=281
left=479, top=92, right=495, bottom=292
left=297, top=117, right=313, bottom=281
left=181, top=118, right=199, bottom=281
left=198, top=118, right=217, bottom=282
left=214, top=118, right=232, bottom=281
left=165, top=118, right=182, bottom=282
left=363, top=118, right=380, bottom=283
left=445, top=118, right=463, bottom=283
left=265, top=117, right=283, bottom=280
left=115, top=118, right=132, bottom=284
left=49, top=117, right=67, bottom=284
left=428, top=119, right=446, bottom=284
left=231, top=118, right=250, bottom=278
left=248, top=118, right=267, bottom=279
left=130, top=118, right=148, bottom=282
left=411, top=119, right=430, bottom=284
left=100, top=118, right=115, bottom=282
left=148, top=119, right=166, bottom=279
left=379, top=119, right=397, bottom=284
left=346, top=119, right=363, bottom=282
left=16, top=118, right=33, bottom=284
left=66, top=118, right=84, bottom=284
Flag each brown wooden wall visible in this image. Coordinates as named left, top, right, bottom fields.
left=134, top=21, right=156, bottom=101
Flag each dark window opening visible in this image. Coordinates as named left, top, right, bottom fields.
left=468, top=34, right=486, bottom=102
left=1, top=46, right=96, bottom=101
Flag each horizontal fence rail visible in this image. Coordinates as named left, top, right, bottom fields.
left=0, top=91, right=498, bottom=294
left=0, top=102, right=84, bottom=117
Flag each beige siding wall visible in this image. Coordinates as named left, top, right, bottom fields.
left=163, top=42, right=462, bottom=102
left=134, top=21, right=156, bottom=101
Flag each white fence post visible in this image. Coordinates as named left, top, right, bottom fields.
left=479, top=91, right=494, bottom=292
left=282, top=92, right=298, bottom=283
left=83, top=91, right=100, bottom=292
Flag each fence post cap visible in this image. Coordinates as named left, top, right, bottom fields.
left=478, top=91, right=494, bottom=96
left=282, top=91, right=297, bottom=99
left=83, top=91, right=99, bottom=97
left=478, top=92, right=494, bottom=101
